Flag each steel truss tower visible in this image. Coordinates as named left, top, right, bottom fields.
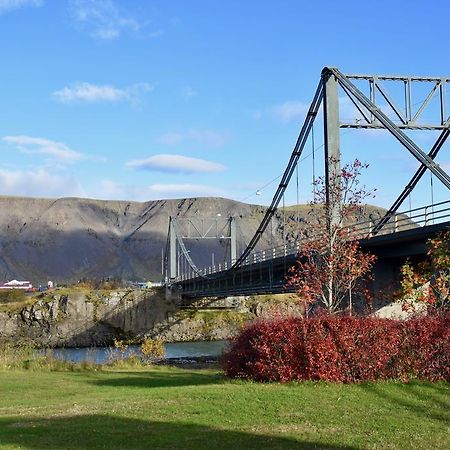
left=167, top=216, right=237, bottom=280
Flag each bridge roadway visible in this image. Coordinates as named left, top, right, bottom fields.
left=173, top=221, right=449, bottom=298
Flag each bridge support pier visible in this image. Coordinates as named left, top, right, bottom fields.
left=169, top=217, right=177, bottom=280
left=165, top=284, right=182, bottom=304
left=323, top=69, right=342, bottom=229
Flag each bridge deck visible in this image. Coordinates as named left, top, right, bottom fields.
left=174, top=221, right=449, bottom=298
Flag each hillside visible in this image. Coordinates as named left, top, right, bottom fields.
left=0, top=196, right=280, bottom=283
left=0, top=196, right=387, bottom=284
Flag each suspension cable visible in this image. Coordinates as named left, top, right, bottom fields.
left=282, top=193, right=286, bottom=243
left=171, top=220, right=207, bottom=278
left=232, top=77, right=324, bottom=268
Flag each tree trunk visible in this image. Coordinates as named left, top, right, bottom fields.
left=349, top=287, right=352, bottom=316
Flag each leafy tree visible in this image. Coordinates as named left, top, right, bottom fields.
left=286, top=159, right=377, bottom=315
left=397, top=230, right=450, bottom=310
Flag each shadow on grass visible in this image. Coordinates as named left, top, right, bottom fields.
left=359, top=381, right=450, bottom=423
left=89, top=369, right=225, bottom=389
left=0, top=414, right=358, bottom=450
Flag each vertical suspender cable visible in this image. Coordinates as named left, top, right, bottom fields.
left=311, top=125, right=318, bottom=223
left=296, top=162, right=299, bottom=233
left=430, top=171, right=435, bottom=223
left=312, top=125, right=316, bottom=196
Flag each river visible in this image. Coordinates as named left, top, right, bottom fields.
left=38, top=340, right=230, bottom=364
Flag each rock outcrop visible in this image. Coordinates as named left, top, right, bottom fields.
left=0, top=289, right=302, bottom=347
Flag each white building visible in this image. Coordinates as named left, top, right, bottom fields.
left=0, top=280, right=33, bottom=290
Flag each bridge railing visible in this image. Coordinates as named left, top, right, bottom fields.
left=177, top=240, right=301, bottom=281
left=349, top=199, right=450, bottom=239
left=177, top=200, right=450, bottom=282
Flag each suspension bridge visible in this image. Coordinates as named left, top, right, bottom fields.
left=164, top=67, right=450, bottom=299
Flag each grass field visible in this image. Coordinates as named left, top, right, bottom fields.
left=0, top=367, right=449, bottom=449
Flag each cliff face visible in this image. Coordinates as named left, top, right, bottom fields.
left=0, top=289, right=301, bottom=347
left=0, top=289, right=167, bottom=347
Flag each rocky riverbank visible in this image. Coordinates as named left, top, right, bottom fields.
left=0, top=288, right=302, bottom=347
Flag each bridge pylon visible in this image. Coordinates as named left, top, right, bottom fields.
left=166, top=216, right=237, bottom=281
left=322, top=69, right=342, bottom=230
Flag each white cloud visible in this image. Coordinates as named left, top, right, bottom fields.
left=0, top=168, right=84, bottom=198
left=149, top=184, right=219, bottom=194
left=149, top=29, right=164, bottom=38
left=254, top=100, right=310, bottom=123
left=52, top=82, right=152, bottom=104
left=0, top=169, right=227, bottom=201
left=157, top=132, right=184, bottom=146
left=98, top=180, right=224, bottom=201
left=187, top=130, right=227, bottom=147
left=252, top=111, right=262, bottom=121
left=0, top=0, right=42, bottom=15
left=271, top=101, right=309, bottom=122
left=181, top=86, right=198, bottom=99
left=2, top=135, right=84, bottom=163
left=70, top=0, right=141, bottom=40
left=126, top=154, right=225, bottom=174
left=440, top=162, right=450, bottom=172
left=157, top=129, right=227, bottom=148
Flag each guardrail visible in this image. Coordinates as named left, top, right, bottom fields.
left=176, top=200, right=450, bottom=282
left=349, top=199, right=450, bottom=239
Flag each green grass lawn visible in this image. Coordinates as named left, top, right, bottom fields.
left=0, top=367, right=448, bottom=449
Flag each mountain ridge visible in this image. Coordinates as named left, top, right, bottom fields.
left=0, top=196, right=274, bottom=283
left=0, top=195, right=387, bottom=284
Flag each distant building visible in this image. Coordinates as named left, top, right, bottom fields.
left=0, top=280, right=33, bottom=290
left=135, top=281, right=161, bottom=289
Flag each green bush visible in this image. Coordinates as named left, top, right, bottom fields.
left=0, top=289, right=27, bottom=304
left=0, top=342, right=34, bottom=370
left=0, top=343, right=102, bottom=372
left=141, top=338, right=165, bottom=359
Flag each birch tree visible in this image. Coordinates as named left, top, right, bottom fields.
left=286, top=159, right=377, bottom=315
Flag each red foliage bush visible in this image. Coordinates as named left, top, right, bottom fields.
left=224, top=313, right=450, bottom=383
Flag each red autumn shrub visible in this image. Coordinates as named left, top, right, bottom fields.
left=224, top=313, right=450, bottom=383
left=398, top=313, right=450, bottom=381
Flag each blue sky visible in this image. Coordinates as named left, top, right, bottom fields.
left=0, top=0, right=449, bottom=211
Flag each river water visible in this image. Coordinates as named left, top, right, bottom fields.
left=38, top=340, right=230, bottom=364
